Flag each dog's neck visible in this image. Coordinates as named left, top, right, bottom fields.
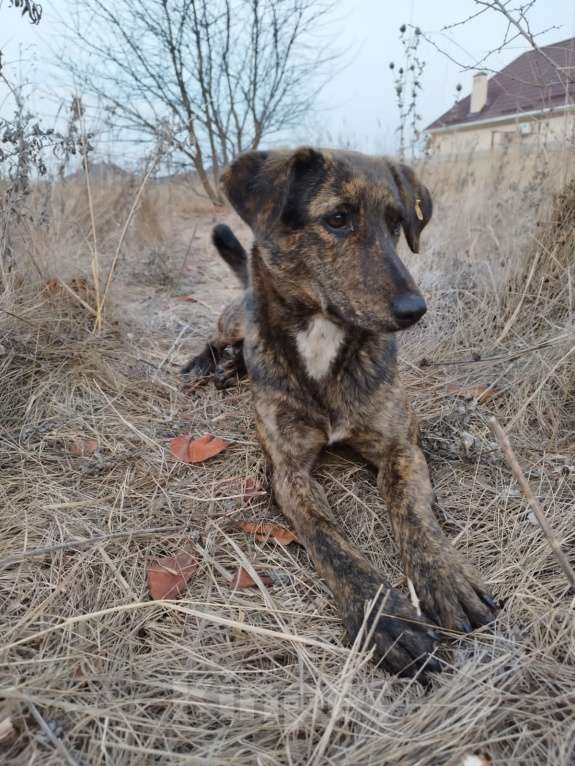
left=249, top=245, right=396, bottom=385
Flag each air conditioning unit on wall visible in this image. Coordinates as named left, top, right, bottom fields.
left=519, top=122, right=532, bottom=135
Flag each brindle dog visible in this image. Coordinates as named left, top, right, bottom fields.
left=182, top=147, right=497, bottom=676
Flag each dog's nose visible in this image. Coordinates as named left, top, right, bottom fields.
left=392, top=293, right=427, bottom=326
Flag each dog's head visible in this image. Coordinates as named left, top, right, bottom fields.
left=221, top=147, right=432, bottom=333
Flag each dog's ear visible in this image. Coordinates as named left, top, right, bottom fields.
left=390, top=163, right=432, bottom=253
left=221, top=147, right=325, bottom=232
left=220, top=151, right=271, bottom=229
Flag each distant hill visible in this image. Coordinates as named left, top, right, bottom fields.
left=66, top=161, right=132, bottom=182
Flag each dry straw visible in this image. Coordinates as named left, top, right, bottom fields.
left=1, top=146, right=575, bottom=764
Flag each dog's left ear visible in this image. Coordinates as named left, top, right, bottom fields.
left=390, top=163, right=432, bottom=253
left=221, top=147, right=326, bottom=234
left=220, top=150, right=272, bottom=230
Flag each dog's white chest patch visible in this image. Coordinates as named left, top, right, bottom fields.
left=296, top=315, right=344, bottom=381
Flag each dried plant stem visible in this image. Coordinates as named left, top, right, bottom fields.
left=96, top=154, right=160, bottom=327
left=506, top=342, right=575, bottom=432
left=494, top=248, right=541, bottom=346
left=0, top=526, right=181, bottom=570
left=82, top=150, right=102, bottom=333
left=489, top=417, right=575, bottom=590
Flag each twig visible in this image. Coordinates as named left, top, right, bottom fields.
left=422, top=333, right=573, bottom=368
left=0, top=525, right=182, bottom=570
left=494, top=248, right=541, bottom=346
left=97, top=154, right=161, bottom=326
left=506, top=342, right=575, bottom=431
left=489, top=417, right=575, bottom=591
left=407, top=578, right=422, bottom=617
left=82, top=144, right=102, bottom=334
left=1, top=601, right=352, bottom=657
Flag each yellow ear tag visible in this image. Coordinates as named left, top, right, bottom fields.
left=415, top=197, right=424, bottom=222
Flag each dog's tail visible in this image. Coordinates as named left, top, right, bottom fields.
left=212, top=224, right=249, bottom=287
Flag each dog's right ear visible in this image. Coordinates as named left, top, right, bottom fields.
left=221, top=148, right=326, bottom=233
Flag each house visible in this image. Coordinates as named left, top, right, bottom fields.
left=426, top=37, right=575, bottom=157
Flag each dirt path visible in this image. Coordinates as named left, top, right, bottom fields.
left=115, top=209, right=250, bottom=371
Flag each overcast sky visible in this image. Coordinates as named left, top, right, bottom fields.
left=1, top=0, right=575, bottom=160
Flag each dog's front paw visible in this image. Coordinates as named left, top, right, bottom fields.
left=410, top=546, right=497, bottom=635
left=340, top=573, right=440, bottom=677
left=181, top=345, right=218, bottom=383
left=214, top=346, right=246, bottom=390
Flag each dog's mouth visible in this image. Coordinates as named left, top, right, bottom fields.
left=325, top=296, right=427, bottom=334
left=393, top=313, right=427, bottom=332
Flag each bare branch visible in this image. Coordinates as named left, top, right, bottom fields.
left=61, top=0, right=339, bottom=204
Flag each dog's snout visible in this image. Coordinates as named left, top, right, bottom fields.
left=392, top=293, right=427, bottom=327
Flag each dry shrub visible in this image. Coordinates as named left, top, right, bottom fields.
left=504, top=178, right=575, bottom=331
left=1, top=150, right=575, bottom=765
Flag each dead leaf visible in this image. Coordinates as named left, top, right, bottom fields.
left=45, top=277, right=95, bottom=303
left=238, top=521, right=298, bottom=545
left=170, top=433, right=229, bottom=464
left=175, top=294, right=197, bottom=302
left=147, top=546, right=199, bottom=600
left=69, top=436, right=98, bottom=456
left=447, top=383, right=498, bottom=404
left=231, top=566, right=274, bottom=589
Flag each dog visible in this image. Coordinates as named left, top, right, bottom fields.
left=182, top=147, right=497, bottom=676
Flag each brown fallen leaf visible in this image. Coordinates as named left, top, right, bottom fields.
left=45, top=277, right=96, bottom=303
left=170, top=433, right=229, bottom=464
left=238, top=521, right=298, bottom=545
left=69, top=436, right=98, bottom=456
left=231, top=566, right=274, bottom=589
left=175, top=294, right=197, bottom=302
left=147, top=546, right=199, bottom=600
left=447, top=383, right=498, bottom=404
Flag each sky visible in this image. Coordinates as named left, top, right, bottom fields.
left=1, top=0, right=575, bottom=162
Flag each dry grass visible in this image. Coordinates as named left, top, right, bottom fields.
left=1, top=151, right=575, bottom=765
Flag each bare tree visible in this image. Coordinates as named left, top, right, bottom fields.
left=4, top=0, right=43, bottom=24
left=63, top=0, right=337, bottom=204
left=421, top=0, right=564, bottom=82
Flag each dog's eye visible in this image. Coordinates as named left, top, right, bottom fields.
left=323, top=211, right=352, bottom=231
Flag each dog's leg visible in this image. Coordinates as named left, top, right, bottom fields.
left=181, top=339, right=224, bottom=381
left=255, top=403, right=440, bottom=676
left=213, top=343, right=246, bottom=390
left=350, top=407, right=497, bottom=634
left=181, top=295, right=246, bottom=385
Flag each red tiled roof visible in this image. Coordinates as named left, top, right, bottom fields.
left=426, top=36, right=575, bottom=131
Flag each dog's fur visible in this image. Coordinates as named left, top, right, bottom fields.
left=183, top=147, right=497, bottom=676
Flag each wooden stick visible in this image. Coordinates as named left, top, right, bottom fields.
left=0, top=525, right=183, bottom=570
left=489, top=416, right=575, bottom=590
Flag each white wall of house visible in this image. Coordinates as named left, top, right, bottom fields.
left=427, top=109, right=575, bottom=158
